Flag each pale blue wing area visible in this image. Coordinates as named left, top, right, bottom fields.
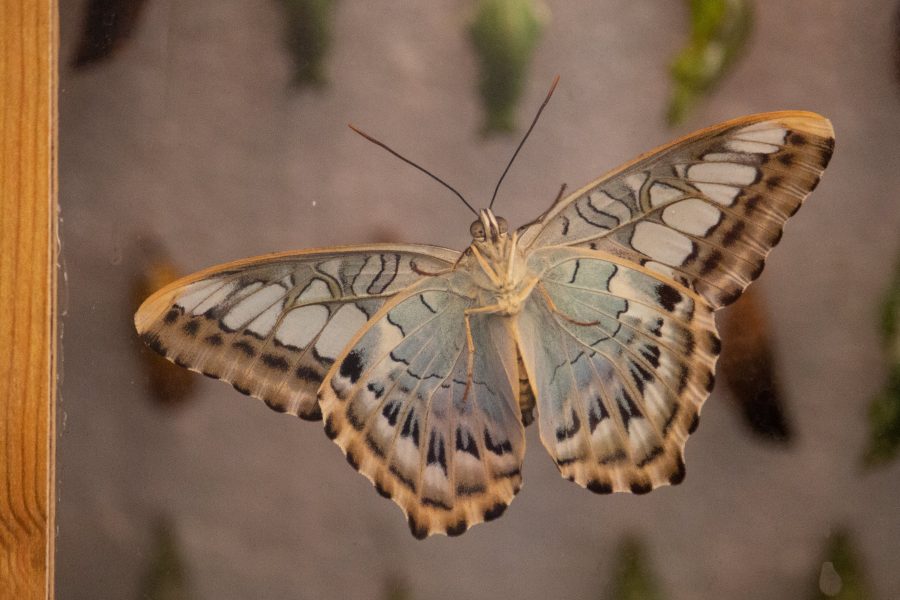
left=135, top=244, right=458, bottom=419
left=319, top=273, right=524, bottom=538
left=517, top=112, right=834, bottom=308
left=517, top=248, right=719, bottom=494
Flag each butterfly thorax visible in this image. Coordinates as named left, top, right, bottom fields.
left=461, top=209, right=537, bottom=316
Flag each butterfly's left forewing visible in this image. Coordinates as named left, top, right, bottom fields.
left=519, top=112, right=834, bottom=308
left=319, top=272, right=525, bottom=538
left=135, top=245, right=458, bottom=420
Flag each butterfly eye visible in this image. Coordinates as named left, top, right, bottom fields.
left=496, top=217, right=509, bottom=234
left=470, top=220, right=486, bottom=240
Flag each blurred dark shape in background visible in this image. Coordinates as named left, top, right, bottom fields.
left=278, top=0, right=336, bottom=88
left=894, top=1, right=900, bottom=91
left=138, top=517, right=191, bottom=600
left=667, top=0, right=753, bottom=126
left=72, top=0, right=149, bottom=68
left=470, top=0, right=546, bottom=134
left=718, top=285, right=793, bottom=444
left=131, top=237, right=197, bottom=407
left=608, top=534, right=664, bottom=600
left=382, top=574, right=411, bottom=600
left=863, top=252, right=900, bottom=467
left=811, top=528, right=872, bottom=600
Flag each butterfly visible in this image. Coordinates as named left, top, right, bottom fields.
left=135, top=98, right=834, bottom=539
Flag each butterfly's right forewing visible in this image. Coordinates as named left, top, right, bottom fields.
left=135, top=245, right=458, bottom=420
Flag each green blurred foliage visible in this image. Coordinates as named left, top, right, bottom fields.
left=608, top=535, right=664, bottom=600
left=811, top=529, right=872, bottom=600
left=470, top=0, right=546, bottom=134
left=864, top=253, right=900, bottom=466
left=138, top=518, right=190, bottom=600
left=668, top=0, right=753, bottom=126
left=279, top=0, right=336, bottom=87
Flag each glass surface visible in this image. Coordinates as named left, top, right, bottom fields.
left=57, top=2, right=900, bottom=598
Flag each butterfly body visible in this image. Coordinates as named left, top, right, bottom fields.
left=136, top=111, right=834, bottom=538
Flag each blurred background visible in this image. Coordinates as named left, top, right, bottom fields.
left=57, top=1, right=900, bottom=598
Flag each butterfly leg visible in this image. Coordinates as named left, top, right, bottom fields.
left=461, top=303, right=508, bottom=403
left=536, top=283, right=605, bottom=327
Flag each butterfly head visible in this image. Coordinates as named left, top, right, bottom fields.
left=470, top=209, right=509, bottom=243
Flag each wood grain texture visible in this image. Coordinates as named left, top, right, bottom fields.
left=0, top=0, right=58, bottom=598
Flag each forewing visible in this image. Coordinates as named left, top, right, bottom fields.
left=135, top=244, right=458, bottom=420
left=518, top=112, right=834, bottom=308
left=517, top=248, right=720, bottom=493
left=319, top=273, right=525, bottom=538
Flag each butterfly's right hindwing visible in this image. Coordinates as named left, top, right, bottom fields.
left=319, top=273, right=525, bottom=539
left=135, top=245, right=458, bottom=420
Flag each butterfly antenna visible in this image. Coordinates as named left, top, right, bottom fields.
left=489, top=75, right=560, bottom=210
left=348, top=124, right=479, bottom=217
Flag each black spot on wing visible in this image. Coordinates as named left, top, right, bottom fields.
left=381, top=400, right=402, bottom=427
left=636, top=446, right=663, bottom=468
left=446, top=520, right=468, bottom=537
left=555, top=410, right=582, bottom=442
left=261, top=353, right=289, bottom=372
left=669, top=456, right=687, bottom=485
left=340, top=350, right=364, bottom=383
left=408, top=515, right=429, bottom=540
left=427, top=431, right=448, bottom=473
left=630, top=480, right=653, bottom=495
left=657, top=284, right=682, bottom=312
left=400, top=411, right=421, bottom=446
left=295, top=365, right=320, bottom=382
left=182, top=319, right=199, bottom=336
left=388, top=465, right=417, bottom=492
left=455, top=428, right=480, bottom=459
left=163, top=308, right=180, bottom=324
left=422, top=497, right=452, bottom=511
left=456, top=483, right=486, bottom=496
left=700, top=250, right=723, bottom=276
left=483, top=502, right=508, bottom=521
left=141, top=332, right=167, bottom=356
left=484, top=429, right=513, bottom=455
left=663, top=402, right=681, bottom=434
left=640, top=345, right=661, bottom=368
left=232, top=340, right=256, bottom=357
left=722, top=221, right=745, bottom=247
left=587, top=480, right=613, bottom=494
left=588, top=397, right=610, bottom=432
left=629, top=361, right=653, bottom=395
left=617, top=390, right=642, bottom=430
left=687, top=412, right=701, bottom=434
left=324, top=415, right=338, bottom=439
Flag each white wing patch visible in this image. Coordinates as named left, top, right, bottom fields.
left=314, top=303, right=370, bottom=361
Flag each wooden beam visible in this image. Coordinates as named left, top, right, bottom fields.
left=0, top=0, right=58, bottom=598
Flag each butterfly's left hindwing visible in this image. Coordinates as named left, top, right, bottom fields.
left=135, top=245, right=458, bottom=420
left=517, top=248, right=719, bottom=493
left=319, top=273, right=525, bottom=538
